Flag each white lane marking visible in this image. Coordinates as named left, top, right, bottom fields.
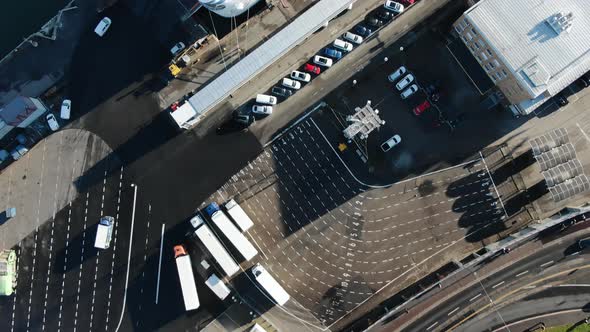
left=569, top=251, right=580, bottom=256
left=492, top=281, right=505, bottom=289
left=156, top=223, right=165, bottom=304
left=426, top=321, right=439, bottom=331
left=73, top=191, right=90, bottom=331
left=559, top=284, right=590, bottom=287
left=115, top=184, right=138, bottom=332
left=469, top=293, right=482, bottom=302
left=479, top=151, right=508, bottom=218
left=516, top=270, right=528, bottom=277
left=540, top=260, right=554, bottom=268
left=447, top=307, right=460, bottom=316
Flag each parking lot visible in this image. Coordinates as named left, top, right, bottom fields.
left=204, top=115, right=506, bottom=329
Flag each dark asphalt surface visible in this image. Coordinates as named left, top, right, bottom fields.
left=401, top=234, right=590, bottom=332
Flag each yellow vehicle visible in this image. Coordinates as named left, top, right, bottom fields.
left=169, top=64, right=181, bottom=77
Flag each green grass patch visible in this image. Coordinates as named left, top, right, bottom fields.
left=547, top=324, right=590, bottom=332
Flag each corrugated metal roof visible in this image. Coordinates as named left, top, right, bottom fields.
left=182, top=0, right=354, bottom=126
left=465, top=0, right=590, bottom=98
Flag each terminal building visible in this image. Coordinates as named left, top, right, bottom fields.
left=453, top=0, right=590, bottom=115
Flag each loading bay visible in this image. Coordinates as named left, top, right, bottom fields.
left=204, top=115, right=506, bottom=329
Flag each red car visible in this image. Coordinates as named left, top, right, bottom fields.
left=303, top=63, right=321, bottom=75
left=413, top=100, right=431, bottom=115
left=400, top=0, right=416, bottom=5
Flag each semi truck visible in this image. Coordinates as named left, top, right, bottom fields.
left=206, top=202, right=258, bottom=261
left=225, top=199, right=254, bottom=232
left=174, top=245, right=200, bottom=311
left=251, top=263, right=290, bottom=306
left=94, top=216, right=114, bottom=249
left=192, top=215, right=240, bottom=277
left=0, top=250, right=17, bottom=296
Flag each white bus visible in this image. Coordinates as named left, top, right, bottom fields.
left=207, top=203, right=258, bottom=261
left=205, top=273, right=231, bottom=300
left=225, top=199, right=254, bottom=232
left=173, top=245, right=200, bottom=311
left=251, top=263, right=290, bottom=306
left=193, top=218, right=240, bottom=277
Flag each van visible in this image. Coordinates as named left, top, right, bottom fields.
left=256, top=94, right=277, bottom=105
left=333, top=38, right=353, bottom=52
left=94, top=216, right=114, bottom=249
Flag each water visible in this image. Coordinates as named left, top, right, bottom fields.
left=0, top=0, right=69, bottom=58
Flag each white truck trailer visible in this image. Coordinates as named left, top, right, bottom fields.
left=225, top=199, right=254, bottom=232
left=174, top=245, right=200, bottom=311
left=193, top=216, right=240, bottom=277
left=206, top=203, right=258, bottom=261
left=251, top=263, right=290, bottom=306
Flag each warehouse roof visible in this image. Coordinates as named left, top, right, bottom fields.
left=464, top=0, right=590, bottom=98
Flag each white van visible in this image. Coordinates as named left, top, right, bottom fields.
left=94, top=17, right=112, bottom=37
left=60, top=99, right=71, bottom=120
left=256, top=94, right=277, bottom=105
left=333, top=38, right=353, bottom=52
left=94, top=216, right=114, bottom=249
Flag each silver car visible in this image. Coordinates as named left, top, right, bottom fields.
left=381, top=134, right=402, bottom=152
left=396, top=73, right=415, bottom=90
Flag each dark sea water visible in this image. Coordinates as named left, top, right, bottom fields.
left=0, top=0, right=69, bottom=58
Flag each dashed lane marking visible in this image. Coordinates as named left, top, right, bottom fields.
left=540, top=261, right=554, bottom=268
left=515, top=271, right=528, bottom=278
left=469, top=293, right=482, bottom=302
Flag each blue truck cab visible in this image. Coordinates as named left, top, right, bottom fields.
left=204, top=202, right=220, bottom=217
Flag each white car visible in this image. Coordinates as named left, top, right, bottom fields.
left=381, top=134, right=401, bottom=152
left=290, top=70, right=311, bottom=82
left=94, top=17, right=112, bottom=37
left=400, top=84, right=419, bottom=99
left=313, top=55, right=333, bottom=67
left=396, top=73, right=415, bottom=90
left=343, top=31, right=363, bottom=44
left=282, top=78, right=301, bottom=90
left=47, top=113, right=60, bottom=131
left=170, top=42, right=186, bottom=55
left=333, top=38, right=353, bottom=52
left=252, top=105, right=273, bottom=115
left=388, top=66, right=407, bottom=82
left=11, top=145, right=29, bottom=161
left=384, top=0, right=404, bottom=13
left=60, top=99, right=71, bottom=120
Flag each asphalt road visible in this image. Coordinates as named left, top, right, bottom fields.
left=401, top=234, right=590, bottom=332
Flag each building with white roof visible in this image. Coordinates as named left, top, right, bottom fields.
left=453, top=0, right=590, bottom=115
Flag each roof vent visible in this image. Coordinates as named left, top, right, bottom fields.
left=546, top=12, right=574, bottom=35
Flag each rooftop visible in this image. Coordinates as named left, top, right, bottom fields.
left=464, top=0, right=590, bottom=98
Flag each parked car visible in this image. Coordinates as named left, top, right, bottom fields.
left=291, top=70, right=311, bottom=82
left=10, top=145, right=29, bottom=161
left=384, top=0, right=405, bottom=13
left=413, top=100, right=431, bottom=115
left=256, top=94, right=277, bottom=105
left=16, top=134, right=27, bottom=145
left=355, top=25, right=373, bottom=37
left=234, top=111, right=254, bottom=126
left=388, top=66, right=407, bottom=82
left=323, top=47, right=343, bottom=60
left=271, top=86, right=293, bottom=98
left=381, top=134, right=401, bottom=152
left=46, top=113, right=60, bottom=131
left=170, top=42, right=186, bottom=55
left=396, top=73, right=415, bottom=90
left=554, top=94, right=569, bottom=106
left=282, top=77, right=301, bottom=90
left=60, top=99, right=71, bottom=120
left=94, top=17, right=112, bottom=37
left=377, top=9, right=394, bottom=21
left=400, top=0, right=415, bottom=5
left=0, top=150, right=9, bottom=163
left=577, top=76, right=590, bottom=88
left=333, top=39, right=353, bottom=52
left=401, top=84, right=419, bottom=99
left=252, top=105, right=273, bottom=115
left=303, top=63, right=321, bottom=75
left=366, top=16, right=385, bottom=28
left=343, top=31, right=363, bottom=44
left=313, top=55, right=333, bottom=67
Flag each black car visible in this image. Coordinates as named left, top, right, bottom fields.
left=577, top=76, right=590, bottom=88
left=554, top=94, right=569, bottom=106
left=377, top=9, right=394, bottom=21
left=271, top=86, right=293, bottom=98
left=365, top=16, right=385, bottom=28
left=355, top=25, right=373, bottom=37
